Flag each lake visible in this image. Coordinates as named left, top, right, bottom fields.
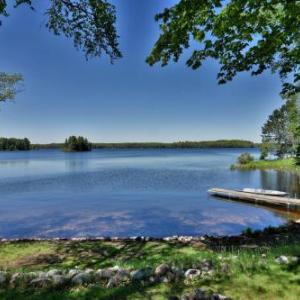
left=0, top=148, right=299, bottom=238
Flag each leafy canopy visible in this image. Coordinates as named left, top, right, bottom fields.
left=0, top=0, right=121, bottom=62
left=147, top=0, right=300, bottom=96
left=261, top=100, right=295, bottom=158
left=0, top=72, right=23, bottom=102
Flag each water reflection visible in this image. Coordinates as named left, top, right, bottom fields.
left=260, top=170, right=300, bottom=198
left=0, top=148, right=300, bottom=238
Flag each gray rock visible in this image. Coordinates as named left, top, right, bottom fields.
left=275, top=255, right=289, bottom=264
left=84, top=268, right=95, bottom=275
left=52, top=275, right=67, bottom=286
left=131, top=268, right=153, bottom=281
left=95, top=269, right=113, bottom=279
left=291, top=256, right=300, bottom=263
left=211, top=293, right=230, bottom=300
left=181, top=288, right=208, bottom=300
left=46, top=269, right=62, bottom=278
left=106, top=276, right=119, bottom=288
left=109, top=265, right=121, bottom=272
left=0, top=272, right=6, bottom=285
left=71, top=272, right=92, bottom=285
left=10, top=272, right=37, bottom=287
left=30, top=277, right=52, bottom=288
left=68, top=269, right=81, bottom=278
left=184, top=269, right=201, bottom=280
left=117, top=269, right=130, bottom=279
left=155, top=263, right=170, bottom=277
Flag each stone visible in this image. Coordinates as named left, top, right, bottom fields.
left=52, top=275, right=67, bottom=286
left=30, top=277, right=52, bottom=288
left=84, top=268, right=95, bottom=275
left=106, top=276, right=119, bottom=288
left=291, top=256, right=300, bottom=263
left=46, top=269, right=62, bottom=278
left=181, top=288, right=208, bottom=300
left=71, top=272, right=92, bottom=285
left=211, top=293, right=230, bottom=300
left=275, top=255, right=289, bottom=264
left=109, top=265, right=121, bottom=272
left=10, top=272, right=36, bottom=287
left=155, top=263, right=170, bottom=277
left=131, top=268, right=152, bottom=281
left=68, top=269, right=81, bottom=278
left=0, top=272, right=6, bottom=285
left=117, top=269, right=130, bottom=279
left=184, top=269, right=201, bottom=280
left=95, top=269, right=113, bottom=279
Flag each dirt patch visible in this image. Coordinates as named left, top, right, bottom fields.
left=12, top=253, right=61, bottom=268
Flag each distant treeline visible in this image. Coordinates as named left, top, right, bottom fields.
left=0, top=137, right=31, bottom=151
left=32, top=140, right=256, bottom=150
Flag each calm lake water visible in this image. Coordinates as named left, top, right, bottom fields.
left=0, top=148, right=299, bottom=238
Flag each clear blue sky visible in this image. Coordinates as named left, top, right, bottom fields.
left=0, top=0, right=283, bottom=143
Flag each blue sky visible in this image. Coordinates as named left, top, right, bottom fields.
left=0, top=0, right=283, bottom=143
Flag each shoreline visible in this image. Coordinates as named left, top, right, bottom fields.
left=1, top=220, right=299, bottom=244
left=0, top=221, right=299, bottom=299
left=231, top=158, right=300, bottom=173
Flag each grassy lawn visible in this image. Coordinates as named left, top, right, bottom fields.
left=231, top=158, right=300, bottom=173
left=0, top=223, right=300, bottom=300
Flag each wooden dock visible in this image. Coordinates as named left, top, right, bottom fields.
left=208, top=188, right=300, bottom=212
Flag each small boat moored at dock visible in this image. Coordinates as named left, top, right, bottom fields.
left=208, top=188, right=300, bottom=212
left=241, top=188, right=288, bottom=197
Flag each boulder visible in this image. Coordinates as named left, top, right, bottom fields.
left=275, top=255, right=289, bottom=264
left=211, top=293, right=231, bottom=300
left=68, top=269, right=81, bottom=278
left=155, top=263, right=170, bottom=277
left=30, top=277, right=52, bottom=288
left=181, top=288, right=208, bottom=300
left=184, top=269, right=201, bottom=280
left=95, top=269, right=113, bottom=280
left=106, top=276, right=119, bottom=288
left=131, top=268, right=153, bottom=281
left=46, top=269, right=62, bottom=278
left=52, top=275, right=67, bottom=286
left=71, top=272, right=92, bottom=285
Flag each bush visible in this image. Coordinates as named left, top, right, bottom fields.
left=237, top=153, right=254, bottom=165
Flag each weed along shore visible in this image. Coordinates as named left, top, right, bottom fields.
left=0, top=222, right=299, bottom=300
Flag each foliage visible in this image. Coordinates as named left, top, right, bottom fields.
left=147, top=0, right=300, bottom=96
left=0, top=72, right=23, bottom=102
left=260, top=144, right=269, bottom=160
left=63, top=136, right=91, bottom=152
left=0, top=0, right=121, bottom=62
left=237, top=152, right=254, bottom=165
left=0, top=137, right=31, bottom=150
left=93, top=139, right=255, bottom=149
left=232, top=157, right=300, bottom=173
left=32, top=140, right=256, bottom=149
left=261, top=101, right=295, bottom=158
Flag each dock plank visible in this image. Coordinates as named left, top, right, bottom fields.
left=208, top=188, right=300, bottom=212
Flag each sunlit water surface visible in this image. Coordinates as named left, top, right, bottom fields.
left=0, top=148, right=299, bottom=238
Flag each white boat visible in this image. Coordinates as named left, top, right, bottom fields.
left=241, top=188, right=288, bottom=197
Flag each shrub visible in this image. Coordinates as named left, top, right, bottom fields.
left=237, top=153, right=254, bottom=165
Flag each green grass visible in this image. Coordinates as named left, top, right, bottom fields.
left=0, top=233, right=299, bottom=300
left=231, top=158, right=300, bottom=173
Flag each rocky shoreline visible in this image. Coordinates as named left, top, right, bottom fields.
left=1, top=220, right=299, bottom=247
